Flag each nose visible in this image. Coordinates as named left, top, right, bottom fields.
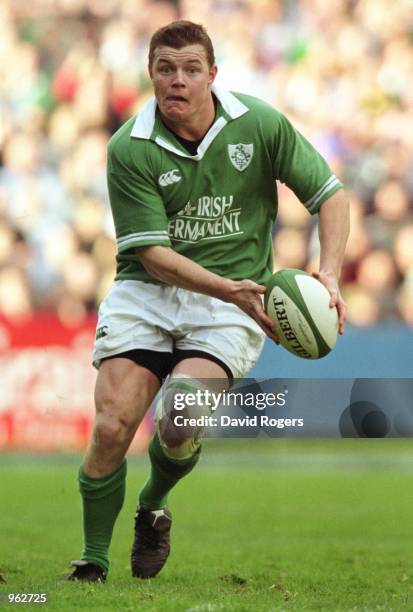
left=171, top=68, right=185, bottom=86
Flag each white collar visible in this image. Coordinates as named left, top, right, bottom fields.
left=130, top=85, right=249, bottom=160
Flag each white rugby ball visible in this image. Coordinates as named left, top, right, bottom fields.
left=264, top=268, right=338, bottom=359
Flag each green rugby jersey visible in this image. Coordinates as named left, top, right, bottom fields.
left=107, top=85, right=342, bottom=285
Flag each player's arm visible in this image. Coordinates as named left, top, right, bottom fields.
left=136, top=245, right=278, bottom=341
left=269, top=109, right=349, bottom=334
left=313, top=188, right=349, bottom=335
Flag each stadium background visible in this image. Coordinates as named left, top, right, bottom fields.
left=0, top=0, right=412, bottom=451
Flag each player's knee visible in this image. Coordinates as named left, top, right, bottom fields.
left=93, top=414, right=129, bottom=447
left=157, top=407, right=202, bottom=460
left=93, top=391, right=137, bottom=447
left=155, top=375, right=211, bottom=460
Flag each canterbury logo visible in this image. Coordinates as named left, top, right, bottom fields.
left=159, top=169, right=182, bottom=187
left=96, top=325, right=108, bottom=340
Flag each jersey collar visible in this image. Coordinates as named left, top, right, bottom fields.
left=130, top=85, right=249, bottom=160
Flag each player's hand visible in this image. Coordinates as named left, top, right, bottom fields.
left=226, top=279, right=280, bottom=343
left=312, top=271, right=346, bottom=335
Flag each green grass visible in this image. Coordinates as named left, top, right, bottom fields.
left=1, top=439, right=413, bottom=611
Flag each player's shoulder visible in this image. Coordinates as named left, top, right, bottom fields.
left=107, top=114, right=156, bottom=170
left=108, top=116, right=142, bottom=155
left=227, top=91, right=290, bottom=140
left=230, top=91, right=285, bottom=124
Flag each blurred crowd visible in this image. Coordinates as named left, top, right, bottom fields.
left=0, top=0, right=412, bottom=328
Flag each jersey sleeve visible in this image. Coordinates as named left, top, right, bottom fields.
left=107, top=139, right=171, bottom=253
left=271, top=112, right=343, bottom=214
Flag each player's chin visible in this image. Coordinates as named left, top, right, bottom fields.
left=170, top=111, right=187, bottom=121
left=162, top=102, right=189, bottom=120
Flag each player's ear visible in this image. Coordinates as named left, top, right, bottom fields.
left=208, top=65, right=218, bottom=85
left=148, top=63, right=153, bottom=79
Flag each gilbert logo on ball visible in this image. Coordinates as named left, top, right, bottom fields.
left=264, top=268, right=338, bottom=359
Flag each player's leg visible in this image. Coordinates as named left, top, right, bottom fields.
left=130, top=291, right=266, bottom=578
left=132, top=356, right=229, bottom=579
left=85, top=356, right=161, bottom=477
left=69, top=356, right=161, bottom=582
left=68, top=279, right=176, bottom=581
left=139, top=356, right=230, bottom=510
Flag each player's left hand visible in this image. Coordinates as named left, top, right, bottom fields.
left=226, top=279, right=280, bottom=343
left=312, top=271, right=346, bottom=335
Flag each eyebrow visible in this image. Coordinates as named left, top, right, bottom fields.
left=157, top=58, right=203, bottom=65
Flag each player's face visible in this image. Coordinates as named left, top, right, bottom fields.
left=150, top=44, right=217, bottom=124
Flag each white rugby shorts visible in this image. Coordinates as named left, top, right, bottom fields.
left=93, top=280, right=265, bottom=379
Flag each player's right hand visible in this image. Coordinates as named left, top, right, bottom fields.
left=226, top=279, right=280, bottom=343
left=312, top=270, right=346, bottom=335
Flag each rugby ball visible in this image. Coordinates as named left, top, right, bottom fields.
left=264, top=268, right=338, bottom=359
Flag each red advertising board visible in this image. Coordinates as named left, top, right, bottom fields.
left=0, top=313, right=152, bottom=452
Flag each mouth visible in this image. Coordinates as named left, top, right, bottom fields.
left=165, top=95, right=188, bottom=103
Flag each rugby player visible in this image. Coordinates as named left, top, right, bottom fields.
left=68, top=20, right=349, bottom=582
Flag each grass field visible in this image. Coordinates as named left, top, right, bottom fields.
left=1, top=439, right=413, bottom=611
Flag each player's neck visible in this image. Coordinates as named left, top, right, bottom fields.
left=160, top=94, right=216, bottom=142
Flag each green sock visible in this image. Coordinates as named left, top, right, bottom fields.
left=78, top=459, right=127, bottom=573
left=139, top=434, right=200, bottom=510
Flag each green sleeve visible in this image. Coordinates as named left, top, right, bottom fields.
left=271, top=112, right=343, bottom=214
left=107, top=139, right=171, bottom=253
